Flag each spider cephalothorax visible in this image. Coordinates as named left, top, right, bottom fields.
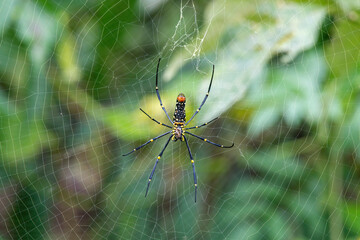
left=173, top=125, right=184, bottom=141
left=123, top=58, right=234, bottom=202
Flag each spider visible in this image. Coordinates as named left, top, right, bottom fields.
left=123, top=58, right=234, bottom=202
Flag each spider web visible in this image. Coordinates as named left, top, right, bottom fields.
left=1, top=0, right=360, bottom=239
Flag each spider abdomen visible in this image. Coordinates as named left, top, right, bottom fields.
left=174, top=106, right=186, bottom=122
left=173, top=93, right=186, bottom=122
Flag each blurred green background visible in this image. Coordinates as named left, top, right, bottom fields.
left=1, top=0, right=360, bottom=239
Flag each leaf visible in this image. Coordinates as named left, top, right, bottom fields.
left=0, top=90, right=51, bottom=165
left=336, top=65, right=360, bottom=156
left=15, top=1, right=59, bottom=63
left=213, top=178, right=326, bottom=239
left=247, top=49, right=328, bottom=136
left=247, top=106, right=280, bottom=137
left=342, top=104, right=360, bottom=158
left=74, top=19, right=100, bottom=71
left=0, top=40, right=27, bottom=90
left=166, top=1, right=326, bottom=121
left=344, top=201, right=360, bottom=236
left=0, top=0, right=16, bottom=35
left=9, top=182, right=49, bottom=240
left=0, top=40, right=54, bottom=165
left=335, top=0, right=360, bottom=13
left=243, top=148, right=308, bottom=182
left=325, top=19, right=360, bottom=79
left=172, top=196, right=200, bottom=238
left=57, top=33, right=81, bottom=84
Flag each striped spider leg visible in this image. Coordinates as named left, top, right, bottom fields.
left=123, top=58, right=234, bottom=202
left=156, top=58, right=173, bottom=124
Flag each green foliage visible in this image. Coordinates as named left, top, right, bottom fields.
left=166, top=0, right=326, bottom=121
left=1, top=0, right=360, bottom=239
left=248, top=49, right=328, bottom=136
left=9, top=181, right=49, bottom=240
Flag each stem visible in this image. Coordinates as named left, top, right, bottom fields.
left=327, top=143, right=343, bottom=240
left=317, top=91, right=344, bottom=240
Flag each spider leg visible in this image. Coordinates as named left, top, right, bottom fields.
left=184, top=135, right=197, bottom=202
left=185, top=131, right=234, bottom=148
left=140, top=108, right=172, bottom=128
left=156, top=58, right=173, bottom=124
left=145, top=135, right=172, bottom=197
left=122, top=131, right=172, bottom=156
left=184, top=117, right=218, bottom=130
left=185, top=65, right=215, bottom=125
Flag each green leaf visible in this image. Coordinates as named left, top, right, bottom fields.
left=0, top=91, right=51, bottom=165
left=172, top=197, right=199, bottom=238
left=0, top=40, right=28, bottom=88
left=344, top=201, right=360, bottom=236
left=15, top=1, right=59, bottom=63
left=57, top=33, right=81, bottom=84
left=243, top=148, right=308, bottom=182
left=0, top=0, right=16, bottom=35
left=74, top=19, right=99, bottom=71
left=213, top=178, right=326, bottom=239
left=9, top=182, right=49, bottom=240
left=247, top=106, right=280, bottom=137
left=247, top=49, right=327, bottom=136
left=166, top=1, right=326, bottom=121
left=335, top=0, right=360, bottom=13
left=325, top=19, right=360, bottom=79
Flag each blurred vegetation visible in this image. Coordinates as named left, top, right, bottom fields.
left=1, top=0, right=360, bottom=239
